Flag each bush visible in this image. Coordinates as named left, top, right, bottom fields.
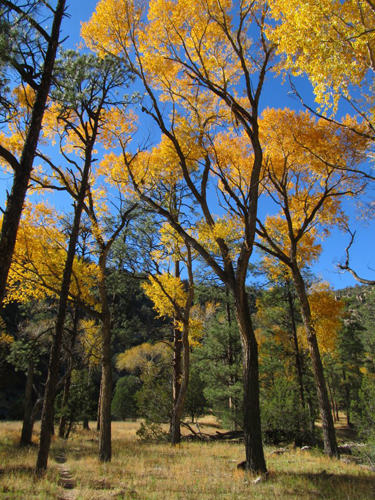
left=261, top=378, right=313, bottom=446
left=111, top=375, right=141, bottom=421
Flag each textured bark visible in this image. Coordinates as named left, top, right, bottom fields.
left=0, top=0, right=66, bottom=306
left=286, top=285, right=305, bottom=407
left=235, top=288, right=267, bottom=473
left=97, top=250, right=113, bottom=462
left=20, top=360, right=35, bottom=446
left=170, top=323, right=190, bottom=446
left=291, top=265, right=338, bottom=458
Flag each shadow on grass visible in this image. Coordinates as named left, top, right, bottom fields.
left=0, top=465, right=35, bottom=476
left=273, top=470, right=375, bottom=499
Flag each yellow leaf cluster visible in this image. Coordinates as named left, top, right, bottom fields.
left=142, top=273, right=187, bottom=321
left=308, top=283, right=344, bottom=354
left=79, top=318, right=102, bottom=366
left=116, top=342, right=170, bottom=376
left=196, top=215, right=243, bottom=259
left=6, top=202, right=100, bottom=310
left=267, top=0, right=375, bottom=111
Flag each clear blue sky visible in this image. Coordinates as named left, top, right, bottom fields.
left=3, top=1, right=374, bottom=290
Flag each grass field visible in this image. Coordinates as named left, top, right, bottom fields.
left=0, top=419, right=374, bottom=499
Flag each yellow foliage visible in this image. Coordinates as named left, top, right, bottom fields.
left=6, top=202, right=100, bottom=310
left=267, top=0, right=375, bottom=112
left=79, top=319, right=102, bottom=366
left=142, top=273, right=187, bottom=322
left=116, top=342, right=170, bottom=376
left=195, top=215, right=243, bottom=259
left=308, top=283, right=344, bottom=354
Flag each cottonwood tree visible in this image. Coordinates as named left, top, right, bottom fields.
left=255, top=108, right=366, bottom=456
left=0, top=0, right=66, bottom=306
left=267, top=0, right=375, bottom=283
left=82, top=0, right=274, bottom=472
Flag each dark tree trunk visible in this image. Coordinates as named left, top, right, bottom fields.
left=171, top=322, right=183, bottom=444
left=291, top=265, right=338, bottom=458
left=170, top=260, right=182, bottom=444
left=343, top=370, right=351, bottom=427
left=97, top=376, right=102, bottom=432
left=0, top=0, right=66, bottom=306
left=286, top=283, right=305, bottom=407
left=20, top=360, right=35, bottom=446
left=58, top=307, right=80, bottom=439
left=234, top=288, right=267, bottom=473
left=98, top=256, right=112, bottom=462
left=170, top=323, right=190, bottom=445
left=35, top=148, right=93, bottom=477
left=170, top=249, right=194, bottom=446
left=58, top=372, right=72, bottom=439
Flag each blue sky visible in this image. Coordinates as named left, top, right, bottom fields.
left=2, top=1, right=374, bottom=290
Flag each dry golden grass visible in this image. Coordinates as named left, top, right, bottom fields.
left=0, top=420, right=374, bottom=499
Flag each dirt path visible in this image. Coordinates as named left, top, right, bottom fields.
left=55, top=453, right=77, bottom=500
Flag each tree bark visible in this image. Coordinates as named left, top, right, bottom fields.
left=98, top=255, right=112, bottom=462
left=20, top=360, right=35, bottom=446
left=171, top=322, right=190, bottom=445
left=234, top=288, right=267, bottom=473
left=286, top=283, right=305, bottom=407
left=291, top=265, right=338, bottom=457
left=58, top=372, right=72, bottom=439
left=0, top=0, right=66, bottom=306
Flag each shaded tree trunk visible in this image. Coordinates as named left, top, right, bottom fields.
left=58, top=372, right=72, bottom=439
left=286, top=283, right=305, bottom=407
left=98, top=255, right=112, bottom=462
left=234, top=287, right=267, bottom=473
left=20, top=360, right=35, bottom=446
left=0, top=0, right=66, bottom=306
left=291, top=265, right=338, bottom=457
left=58, top=307, right=80, bottom=439
left=170, top=323, right=190, bottom=445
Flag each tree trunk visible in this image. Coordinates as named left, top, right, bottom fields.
left=35, top=147, right=93, bottom=477
left=171, top=323, right=190, bottom=445
left=171, top=322, right=183, bottom=444
left=0, top=0, right=66, bottom=306
left=98, top=256, right=112, bottom=462
left=58, top=307, right=80, bottom=439
left=291, top=265, right=338, bottom=457
left=20, top=360, right=35, bottom=446
left=234, top=288, right=267, bottom=473
left=286, top=283, right=305, bottom=407
left=58, top=372, right=72, bottom=439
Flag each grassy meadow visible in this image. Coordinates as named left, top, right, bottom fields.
left=0, top=419, right=374, bottom=499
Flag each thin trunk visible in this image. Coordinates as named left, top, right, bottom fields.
left=235, top=288, right=267, bottom=473
left=171, top=260, right=182, bottom=444
left=98, top=256, right=112, bottom=462
left=343, top=370, right=351, bottom=427
left=0, top=0, right=66, bottom=306
left=226, top=288, right=234, bottom=424
left=35, top=147, right=93, bottom=476
left=58, top=373, right=72, bottom=439
left=58, top=307, right=80, bottom=439
left=286, top=283, right=305, bottom=407
left=170, top=251, right=194, bottom=446
left=20, top=360, right=35, bottom=446
left=291, top=265, right=338, bottom=457
left=170, top=323, right=190, bottom=445
left=97, top=375, right=102, bottom=432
